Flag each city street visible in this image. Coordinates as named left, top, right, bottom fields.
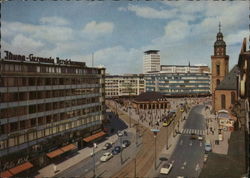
left=157, top=105, right=206, bottom=178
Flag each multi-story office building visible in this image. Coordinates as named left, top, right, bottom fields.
left=143, top=50, right=160, bottom=73
left=0, top=51, right=105, bottom=174
left=144, top=72, right=210, bottom=96
left=160, top=64, right=210, bottom=74
left=105, top=74, right=144, bottom=98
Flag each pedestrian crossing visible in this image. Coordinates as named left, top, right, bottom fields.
left=181, top=128, right=206, bottom=135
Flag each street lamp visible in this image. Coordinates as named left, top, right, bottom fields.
left=151, top=128, right=160, bottom=170
left=120, top=136, right=123, bottom=164
left=92, top=143, right=97, bottom=178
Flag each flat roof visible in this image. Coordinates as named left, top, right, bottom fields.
left=144, top=50, right=159, bottom=54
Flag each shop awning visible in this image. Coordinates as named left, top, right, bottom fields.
left=83, top=131, right=106, bottom=142
left=61, top=144, right=77, bottom=152
left=46, top=149, right=64, bottom=159
left=9, top=162, right=33, bottom=175
left=0, top=170, right=13, bottom=178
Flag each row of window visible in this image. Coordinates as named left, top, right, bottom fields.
left=0, top=97, right=100, bottom=118
left=1, top=63, right=102, bottom=75
left=0, top=105, right=101, bottom=133
left=0, top=77, right=100, bottom=87
left=0, top=115, right=101, bottom=150
left=0, top=88, right=100, bottom=103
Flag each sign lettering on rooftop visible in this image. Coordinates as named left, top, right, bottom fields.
left=4, top=51, right=85, bottom=66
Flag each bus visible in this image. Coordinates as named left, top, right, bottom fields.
left=162, top=111, right=176, bottom=127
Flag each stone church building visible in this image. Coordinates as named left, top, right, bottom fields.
left=211, top=23, right=239, bottom=112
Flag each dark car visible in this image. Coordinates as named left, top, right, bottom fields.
left=102, top=142, right=112, bottom=150
left=122, top=140, right=130, bottom=148
left=112, top=146, right=122, bottom=155
left=190, top=133, right=196, bottom=139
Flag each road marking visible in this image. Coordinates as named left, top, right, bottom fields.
left=200, top=142, right=202, bottom=147
left=189, top=142, right=192, bottom=146
left=183, top=161, right=187, bottom=166
left=195, top=164, right=200, bottom=171
left=171, top=160, right=175, bottom=164
left=181, top=166, right=185, bottom=169
left=179, top=140, right=183, bottom=146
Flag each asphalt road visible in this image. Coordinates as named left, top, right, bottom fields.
left=158, top=105, right=206, bottom=178
left=56, top=110, right=141, bottom=178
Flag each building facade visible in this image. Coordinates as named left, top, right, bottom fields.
left=160, top=64, right=210, bottom=74
left=0, top=51, right=105, bottom=171
left=105, top=74, right=144, bottom=98
left=143, top=50, right=160, bottom=74
left=144, top=72, right=210, bottom=96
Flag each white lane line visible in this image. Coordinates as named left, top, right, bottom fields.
left=183, top=161, right=187, bottom=166
left=197, top=130, right=201, bottom=135
left=189, top=141, right=192, bottom=146
left=181, top=166, right=185, bottom=169
left=181, top=128, right=184, bottom=134
left=195, top=164, right=200, bottom=171
left=179, top=139, right=183, bottom=146
left=200, top=142, right=202, bottom=147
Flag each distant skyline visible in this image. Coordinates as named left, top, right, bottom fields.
left=1, top=1, right=248, bottom=74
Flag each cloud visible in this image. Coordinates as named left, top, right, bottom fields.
left=127, top=4, right=177, bottom=19
left=86, top=46, right=142, bottom=74
left=11, top=34, right=44, bottom=49
left=40, top=16, right=69, bottom=26
left=2, top=21, right=74, bottom=43
left=82, top=21, right=114, bottom=37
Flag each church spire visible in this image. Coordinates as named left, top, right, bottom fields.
left=219, top=22, right=221, bottom=33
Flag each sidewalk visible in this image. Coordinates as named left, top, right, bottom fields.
left=202, top=108, right=231, bottom=155
left=35, top=133, right=119, bottom=178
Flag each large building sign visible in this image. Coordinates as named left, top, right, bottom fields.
left=4, top=51, right=85, bottom=66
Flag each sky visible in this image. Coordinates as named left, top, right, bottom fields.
left=1, top=0, right=249, bottom=74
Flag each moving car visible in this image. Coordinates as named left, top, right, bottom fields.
left=205, top=139, right=212, bottom=152
left=100, top=152, right=113, bottom=162
left=112, top=146, right=122, bottom=155
left=117, top=131, right=123, bottom=137
left=190, top=133, right=196, bottom=139
left=198, top=135, right=203, bottom=141
left=203, top=154, right=208, bottom=163
left=122, top=140, right=130, bottom=148
left=102, top=142, right=112, bottom=150
left=160, top=163, right=173, bottom=175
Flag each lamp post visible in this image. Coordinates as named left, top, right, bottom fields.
left=151, top=129, right=160, bottom=170
left=120, top=136, right=123, bottom=164
left=166, top=125, right=169, bottom=150
left=92, top=143, right=97, bottom=178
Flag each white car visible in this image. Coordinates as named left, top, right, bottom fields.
left=100, top=152, right=113, bottom=162
left=198, top=135, right=203, bottom=141
left=117, top=131, right=123, bottom=137
left=160, top=163, right=173, bottom=175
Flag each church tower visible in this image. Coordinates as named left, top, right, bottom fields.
left=211, top=22, right=229, bottom=94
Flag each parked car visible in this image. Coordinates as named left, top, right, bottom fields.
left=198, top=135, right=203, bottom=141
left=205, top=143, right=212, bottom=152
left=205, top=139, right=212, bottom=152
left=160, top=163, right=173, bottom=175
left=102, top=142, right=112, bottom=150
left=117, top=131, right=123, bottom=137
left=100, top=152, right=113, bottom=162
left=122, top=140, right=130, bottom=148
left=112, top=146, right=122, bottom=155
left=190, top=133, right=196, bottom=139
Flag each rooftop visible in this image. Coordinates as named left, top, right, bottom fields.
left=217, top=65, right=239, bottom=90
left=144, top=50, right=159, bottom=54
left=134, top=91, right=167, bottom=102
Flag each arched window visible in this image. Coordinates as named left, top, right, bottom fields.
left=221, top=94, right=226, bottom=109
left=216, top=79, right=220, bottom=87
left=231, top=92, right=236, bottom=104
left=216, top=64, right=220, bottom=75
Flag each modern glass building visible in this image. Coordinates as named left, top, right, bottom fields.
left=144, top=72, right=211, bottom=96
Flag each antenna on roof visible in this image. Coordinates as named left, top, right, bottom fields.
left=92, top=53, right=94, bottom=67
left=219, top=21, right=221, bottom=32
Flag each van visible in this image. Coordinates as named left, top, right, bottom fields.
left=205, top=139, right=212, bottom=152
